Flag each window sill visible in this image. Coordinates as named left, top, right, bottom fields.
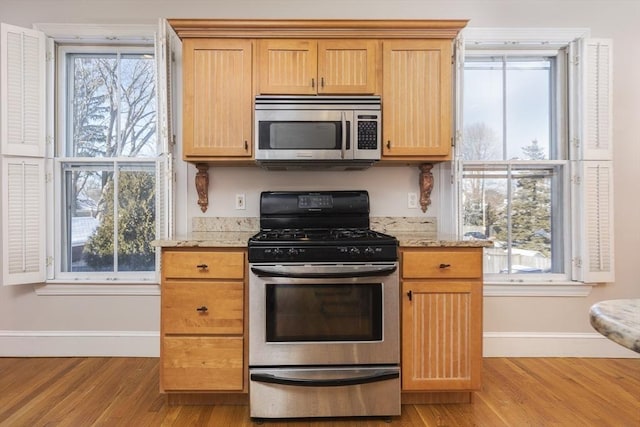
left=483, top=281, right=594, bottom=297
left=35, top=281, right=160, bottom=296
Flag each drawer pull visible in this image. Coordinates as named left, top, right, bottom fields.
left=196, top=264, right=208, bottom=270
left=196, top=306, right=208, bottom=313
left=439, top=263, right=451, bottom=269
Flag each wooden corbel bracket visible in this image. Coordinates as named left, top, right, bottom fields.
left=419, top=163, right=434, bottom=213
left=195, top=163, right=209, bottom=213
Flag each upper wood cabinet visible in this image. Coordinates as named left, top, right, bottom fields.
left=258, top=39, right=378, bottom=95
left=169, top=19, right=467, bottom=163
left=182, top=39, right=253, bottom=160
left=382, top=40, right=453, bottom=160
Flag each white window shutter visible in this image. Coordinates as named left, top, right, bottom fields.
left=1, top=23, right=47, bottom=285
left=1, top=23, right=46, bottom=157
left=570, top=38, right=615, bottom=284
left=2, top=157, right=46, bottom=285
left=154, top=19, right=178, bottom=242
left=156, top=154, right=173, bottom=242
left=573, top=161, right=615, bottom=283
left=581, top=38, right=613, bottom=161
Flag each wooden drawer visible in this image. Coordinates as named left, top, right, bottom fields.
left=162, top=281, right=243, bottom=335
left=402, top=249, right=482, bottom=279
left=162, top=250, right=245, bottom=279
left=162, top=336, right=244, bottom=391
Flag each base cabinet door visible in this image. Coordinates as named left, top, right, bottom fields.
left=401, top=281, right=482, bottom=390
left=163, top=336, right=244, bottom=391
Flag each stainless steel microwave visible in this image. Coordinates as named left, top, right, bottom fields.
left=254, top=95, right=381, bottom=170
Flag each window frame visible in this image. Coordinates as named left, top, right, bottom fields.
left=454, top=28, right=610, bottom=296
left=53, top=44, right=159, bottom=283
left=460, top=50, right=570, bottom=283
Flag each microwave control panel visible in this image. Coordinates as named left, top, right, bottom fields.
left=357, top=117, right=379, bottom=150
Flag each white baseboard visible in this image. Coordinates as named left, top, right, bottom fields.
left=483, top=332, right=640, bottom=358
left=0, top=330, right=637, bottom=358
left=0, top=330, right=159, bottom=357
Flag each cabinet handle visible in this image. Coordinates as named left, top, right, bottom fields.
left=439, top=263, right=451, bottom=269
left=311, top=78, right=315, bottom=88
left=321, top=77, right=324, bottom=88
left=244, top=140, right=248, bottom=150
left=386, top=141, right=391, bottom=149
left=196, top=264, right=208, bottom=270
left=196, top=306, right=208, bottom=313
left=407, top=290, right=412, bottom=301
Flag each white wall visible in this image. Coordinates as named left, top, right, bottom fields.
left=0, top=0, right=638, bottom=357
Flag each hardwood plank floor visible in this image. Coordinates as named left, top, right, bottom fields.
left=0, top=357, right=637, bottom=426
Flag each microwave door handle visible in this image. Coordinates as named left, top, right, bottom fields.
left=341, top=111, right=347, bottom=159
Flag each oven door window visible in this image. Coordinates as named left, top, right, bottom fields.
left=265, top=283, right=382, bottom=342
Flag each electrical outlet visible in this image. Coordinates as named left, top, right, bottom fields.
left=407, top=192, right=418, bottom=209
left=235, top=194, right=246, bottom=210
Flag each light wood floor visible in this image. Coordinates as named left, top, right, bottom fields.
left=0, top=357, right=638, bottom=426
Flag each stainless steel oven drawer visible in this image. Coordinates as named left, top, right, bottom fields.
left=249, top=366, right=400, bottom=419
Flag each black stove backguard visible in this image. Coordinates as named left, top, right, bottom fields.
left=258, top=190, right=370, bottom=230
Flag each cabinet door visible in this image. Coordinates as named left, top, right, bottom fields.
left=162, top=250, right=245, bottom=280
left=382, top=40, right=452, bottom=158
left=258, top=40, right=317, bottom=94
left=402, top=280, right=482, bottom=391
left=402, top=250, right=482, bottom=279
left=162, top=336, right=244, bottom=391
left=183, top=39, right=252, bottom=158
left=162, top=281, right=244, bottom=335
left=317, top=40, right=378, bottom=94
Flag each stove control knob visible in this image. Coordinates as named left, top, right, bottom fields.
left=287, top=248, right=299, bottom=257
left=349, top=247, right=361, bottom=256
left=271, top=248, right=283, bottom=258
left=364, top=246, right=375, bottom=255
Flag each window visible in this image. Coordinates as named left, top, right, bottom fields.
left=1, top=23, right=174, bottom=288
left=456, top=29, right=613, bottom=289
left=461, top=54, right=569, bottom=279
left=56, top=47, right=158, bottom=279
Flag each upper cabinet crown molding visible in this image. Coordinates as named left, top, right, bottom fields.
left=167, top=19, right=469, bottom=39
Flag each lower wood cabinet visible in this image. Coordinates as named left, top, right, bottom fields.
left=159, top=245, right=482, bottom=403
left=400, top=247, right=483, bottom=395
left=160, top=248, right=247, bottom=395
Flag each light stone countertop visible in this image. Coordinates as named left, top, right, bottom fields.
left=589, top=299, right=640, bottom=353
left=152, top=216, right=493, bottom=248
left=153, top=231, right=256, bottom=248
left=153, top=231, right=491, bottom=248
left=393, top=233, right=493, bottom=248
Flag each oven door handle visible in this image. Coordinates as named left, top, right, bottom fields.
left=250, top=264, right=397, bottom=278
left=250, top=370, right=399, bottom=387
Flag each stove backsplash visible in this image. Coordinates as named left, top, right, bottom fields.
left=370, top=217, right=436, bottom=236
left=192, top=216, right=436, bottom=236
left=192, top=216, right=258, bottom=232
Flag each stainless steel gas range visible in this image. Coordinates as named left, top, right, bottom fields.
left=248, top=191, right=400, bottom=420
